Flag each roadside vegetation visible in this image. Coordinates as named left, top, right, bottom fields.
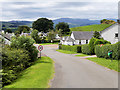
left=75, top=54, right=89, bottom=57
left=56, top=49, right=77, bottom=54
left=87, top=57, right=119, bottom=72
left=70, top=24, right=112, bottom=32
left=4, top=57, right=54, bottom=88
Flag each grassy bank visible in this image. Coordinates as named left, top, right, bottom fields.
left=70, top=24, right=112, bottom=32
left=56, top=49, right=78, bottom=54
left=75, top=53, right=90, bottom=57
left=87, top=57, right=119, bottom=72
left=4, top=57, right=54, bottom=88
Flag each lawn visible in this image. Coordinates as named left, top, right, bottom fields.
left=75, top=53, right=90, bottom=57
left=70, top=24, right=112, bottom=32
left=39, top=42, right=58, bottom=45
left=87, top=57, right=119, bottom=72
left=4, top=57, right=54, bottom=88
left=56, top=49, right=78, bottom=54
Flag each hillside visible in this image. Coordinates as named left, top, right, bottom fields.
left=70, top=24, right=112, bottom=32
left=53, top=18, right=100, bottom=28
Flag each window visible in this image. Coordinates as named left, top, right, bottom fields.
left=79, top=40, right=81, bottom=45
left=86, top=40, right=88, bottom=44
left=115, top=33, right=118, bottom=38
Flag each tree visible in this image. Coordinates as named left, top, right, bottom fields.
left=32, top=18, right=54, bottom=33
left=10, top=36, right=38, bottom=62
left=55, top=22, right=70, bottom=35
left=5, top=29, right=12, bottom=33
left=93, top=31, right=101, bottom=39
left=31, top=30, right=40, bottom=43
left=47, top=30, right=55, bottom=42
left=17, top=25, right=30, bottom=34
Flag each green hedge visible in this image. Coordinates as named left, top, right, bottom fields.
left=2, top=47, right=30, bottom=86
left=59, top=45, right=81, bottom=53
left=81, top=44, right=91, bottom=55
left=95, top=42, right=120, bottom=60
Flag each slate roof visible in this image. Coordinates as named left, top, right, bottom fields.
left=72, top=31, right=94, bottom=40
left=100, top=23, right=118, bottom=34
left=0, top=32, right=11, bottom=41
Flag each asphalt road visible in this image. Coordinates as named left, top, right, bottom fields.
left=35, top=44, right=118, bottom=88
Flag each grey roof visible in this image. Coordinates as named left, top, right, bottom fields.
left=72, top=31, right=94, bottom=40
left=100, top=23, right=118, bottom=34
left=0, top=32, right=11, bottom=41
left=66, top=36, right=75, bottom=42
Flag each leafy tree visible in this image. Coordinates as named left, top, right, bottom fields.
left=31, top=30, right=40, bottom=43
left=10, top=36, right=38, bottom=62
left=93, top=31, right=101, bottom=39
left=47, top=30, right=55, bottom=42
left=100, top=19, right=107, bottom=23
left=32, top=18, right=54, bottom=33
left=55, top=22, right=70, bottom=35
left=5, top=29, right=12, bottom=33
left=17, top=25, right=30, bottom=34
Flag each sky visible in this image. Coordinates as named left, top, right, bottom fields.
left=0, top=0, right=119, bottom=21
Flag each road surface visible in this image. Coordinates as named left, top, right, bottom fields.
left=35, top=44, right=118, bottom=88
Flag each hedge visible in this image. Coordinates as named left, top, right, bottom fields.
left=81, top=44, right=91, bottom=55
left=59, top=44, right=81, bottom=53
left=95, top=42, right=120, bottom=60
left=2, top=46, right=30, bottom=86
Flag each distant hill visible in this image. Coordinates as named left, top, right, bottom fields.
left=70, top=24, right=113, bottom=32
left=53, top=18, right=101, bottom=28
left=1, top=18, right=117, bottom=32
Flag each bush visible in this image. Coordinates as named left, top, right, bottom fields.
left=2, top=46, right=30, bottom=86
left=10, top=36, right=38, bottom=62
left=95, top=42, right=120, bottom=60
left=59, top=45, right=81, bottom=53
left=89, top=38, right=96, bottom=55
left=81, top=44, right=91, bottom=55
left=94, top=39, right=111, bottom=45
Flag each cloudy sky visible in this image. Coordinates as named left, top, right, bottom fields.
left=0, top=0, right=119, bottom=21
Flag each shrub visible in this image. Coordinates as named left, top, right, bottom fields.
left=94, top=39, right=111, bottom=45
left=59, top=45, right=81, bottom=53
left=95, top=42, right=120, bottom=60
left=10, top=36, right=38, bottom=62
left=89, top=38, right=96, bottom=55
left=81, top=44, right=91, bottom=55
left=2, top=46, right=30, bottom=86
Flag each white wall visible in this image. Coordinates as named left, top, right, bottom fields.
left=101, top=24, right=118, bottom=44
left=74, top=40, right=79, bottom=45
left=71, top=33, right=75, bottom=40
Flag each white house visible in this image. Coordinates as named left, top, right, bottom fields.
left=100, top=23, right=119, bottom=44
left=60, top=31, right=94, bottom=45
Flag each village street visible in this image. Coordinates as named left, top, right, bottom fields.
left=34, top=44, right=118, bottom=88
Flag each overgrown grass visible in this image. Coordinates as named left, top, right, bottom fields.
left=75, top=53, right=90, bottom=57
left=70, top=24, right=112, bottom=32
left=4, top=57, right=54, bottom=88
left=56, top=49, right=78, bottom=54
left=87, top=57, right=119, bottom=72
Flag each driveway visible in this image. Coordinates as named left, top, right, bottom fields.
left=34, top=44, right=118, bottom=88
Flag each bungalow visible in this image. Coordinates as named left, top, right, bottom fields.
left=60, top=31, right=94, bottom=45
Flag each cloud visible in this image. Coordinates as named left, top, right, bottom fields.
left=1, top=1, right=118, bottom=21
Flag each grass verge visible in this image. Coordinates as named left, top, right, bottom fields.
left=56, top=49, right=78, bottom=54
left=39, top=43, right=58, bottom=45
left=4, top=57, right=54, bottom=88
left=75, top=53, right=90, bottom=57
left=87, top=57, right=119, bottom=72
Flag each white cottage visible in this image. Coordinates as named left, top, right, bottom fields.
left=60, top=31, right=94, bottom=45
left=100, top=23, right=119, bottom=44
left=71, top=31, right=94, bottom=45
